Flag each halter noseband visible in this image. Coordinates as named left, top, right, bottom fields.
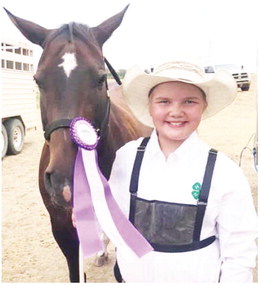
left=43, top=58, right=118, bottom=141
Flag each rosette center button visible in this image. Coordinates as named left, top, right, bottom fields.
left=78, top=123, right=96, bottom=144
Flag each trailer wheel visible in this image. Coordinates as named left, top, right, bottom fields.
left=1, top=124, right=8, bottom=158
left=241, top=85, right=250, bottom=91
left=4, top=119, right=25, bottom=155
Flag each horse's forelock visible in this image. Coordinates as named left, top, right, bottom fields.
left=43, top=22, right=96, bottom=48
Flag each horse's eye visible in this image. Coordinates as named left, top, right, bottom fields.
left=98, top=74, right=107, bottom=86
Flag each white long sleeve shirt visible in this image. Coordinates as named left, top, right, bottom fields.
left=109, top=130, right=257, bottom=283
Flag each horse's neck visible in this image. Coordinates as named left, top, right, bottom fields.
left=96, top=82, right=152, bottom=179
left=107, top=81, right=122, bottom=97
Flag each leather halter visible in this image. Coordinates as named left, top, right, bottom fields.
left=43, top=58, right=120, bottom=141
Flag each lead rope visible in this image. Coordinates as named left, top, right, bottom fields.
left=95, top=58, right=120, bottom=140
left=104, top=57, right=122, bottom=85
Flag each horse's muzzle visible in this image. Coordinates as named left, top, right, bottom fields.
left=44, top=169, right=73, bottom=208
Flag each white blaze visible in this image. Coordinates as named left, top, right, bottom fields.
left=58, top=52, right=77, bottom=77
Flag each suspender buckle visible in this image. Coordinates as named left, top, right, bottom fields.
left=130, top=192, right=137, bottom=196
left=209, top=148, right=218, bottom=155
left=197, top=201, right=207, bottom=206
left=137, top=146, right=146, bottom=151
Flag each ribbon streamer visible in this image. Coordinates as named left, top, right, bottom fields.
left=73, top=148, right=104, bottom=257
left=72, top=118, right=153, bottom=259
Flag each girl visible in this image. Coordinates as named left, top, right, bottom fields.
left=109, top=61, right=257, bottom=282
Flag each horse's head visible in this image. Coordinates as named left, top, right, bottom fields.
left=5, top=7, right=128, bottom=208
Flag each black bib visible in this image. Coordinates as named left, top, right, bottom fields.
left=129, top=137, right=217, bottom=252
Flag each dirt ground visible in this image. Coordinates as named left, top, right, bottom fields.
left=2, top=75, right=258, bottom=283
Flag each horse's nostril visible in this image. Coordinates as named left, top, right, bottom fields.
left=44, top=171, right=53, bottom=190
left=44, top=170, right=72, bottom=203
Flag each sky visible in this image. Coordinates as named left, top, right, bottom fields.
left=1, top=0, right=258, bottom=71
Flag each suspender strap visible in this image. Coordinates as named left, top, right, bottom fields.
left=129, top=137, right=150, bottom=194
left=193, top=148, right=218, bottom=241
left=129, top=137, right=150, bottom=223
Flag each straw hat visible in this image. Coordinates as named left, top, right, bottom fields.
left=123, top=61, right=237, bottom=127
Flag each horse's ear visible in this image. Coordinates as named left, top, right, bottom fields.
left=92, top=4, right=129, bottom=46
left=3, top=8, right=51, bottom=47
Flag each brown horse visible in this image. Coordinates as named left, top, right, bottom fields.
left=5, top=6, right=151, bottom=282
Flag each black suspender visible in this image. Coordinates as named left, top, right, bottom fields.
left=129, top=137, right=150, bottom=194
left=129, top=137, right=150, bottom=223
left=193, top=149, right=218, bottom=241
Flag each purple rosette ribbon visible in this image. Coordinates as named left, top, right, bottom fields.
left=70, top=117, right=153, bottom=259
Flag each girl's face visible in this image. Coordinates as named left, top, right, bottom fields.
left=149, top=81, right=207, bottom=154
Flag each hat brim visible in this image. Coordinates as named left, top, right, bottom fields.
left=123, top=66, right=237, bottom=127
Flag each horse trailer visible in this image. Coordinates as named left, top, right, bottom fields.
left=1, top=39, right=38, bottom=158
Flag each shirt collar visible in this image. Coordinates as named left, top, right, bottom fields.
left=148, top=129, right=201, bottom=161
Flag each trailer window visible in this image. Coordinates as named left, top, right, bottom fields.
left=15, top=48, right=22, bottom=54
left=6, top=60, right=14, bottom=69
left=5, top=44, right=13, bottom=53
left=15, top=62, right=22, bottom=70
left=22, top=48, right=29, bottom=56
left=23, top=63, right=29, bottom=71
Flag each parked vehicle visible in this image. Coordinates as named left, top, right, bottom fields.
left=204, top=64, right=250, bottom=91
left=1, top=38, right=38, bottom=158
